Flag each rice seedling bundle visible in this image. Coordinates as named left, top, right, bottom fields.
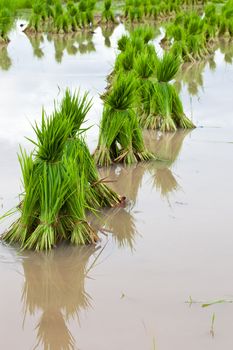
left=0, top=8, right=13, bottom=43
left=105, top=26, right=194, bottom=132
left=94, top=73, right=154, bottom=166
left=25, top=0, right=97, bottom=34
left=137, top=50, right=195, bottom=131
left=124, top=0, right=183, bottom=22
left=2, top=90, right=121, bottom=250
left=102, top=0, right=115, bottom=23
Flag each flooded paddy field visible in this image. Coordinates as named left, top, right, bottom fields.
left=0, top=23, right=233, bottom=350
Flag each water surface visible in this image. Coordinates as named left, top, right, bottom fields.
left=0, top=23, right=233, bottom=350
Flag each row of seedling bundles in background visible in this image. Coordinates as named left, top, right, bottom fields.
left=26, top=0, right=115, bottom=35
left=94, top=26, right=195, bottom=166
left=161, top=0, right=233, bottom=63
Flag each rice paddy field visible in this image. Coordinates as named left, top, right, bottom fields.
left=1, top=0, right=233, bottom=349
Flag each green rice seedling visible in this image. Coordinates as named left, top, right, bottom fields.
left=156, top=52, right=180, bottom=83
left=59, top=89, right=121, bottom=208
left=115, top=46, right=135, bottom=73
left=136, top=7, right=143, bottom=21
left=79, top=0, right=87, bottom=13
left=54, top=0, right=63, bottom=17
left=134, top=51, right=156, bottom=80
left=154, top=83, right=177, bottom=132
left=3, top=149, right=40, bottom=246
left=62, top=156, right=98, bottom=246
left=2, top=88, right=123, bottom=250
left=94, top=73, right=154, bottom=166
left=131, top=26, right=155, bottom=44
left=129, top=7, right=136, bottom=22
left=0, top=8, right=13, bottom=42
left=170, top=84, right=195, bottom=128
left=26, top=13, right=42, bottom=33
left=59, top=88, right=92, bottom=134
left=117, top=34, right=130, bottom=51
left=23, top=162, right=71, bottom=250
left=102, top=0, right=115, bottom=23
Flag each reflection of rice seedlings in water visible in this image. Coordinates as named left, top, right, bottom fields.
left=34, top=310, right=75, bottom=350
left=153, top=167, right=179, bottom=197
left=21, top=245, right=98, bottom=350
left=90, top=207, right=138, bottom=250
left=0, top=45, right=11, bottom=70
left=218, top=38, right=233, bottom=64
left=144, top=129, right=191, bottom=165
left=101, top=24, right=116, bottom=48
left=106, top=208, right=137, bottom=250
left=27, top=33, right=44, bottom=59
left=65, top=34, right=78, bottom=56
left=99, top=163, right=146, bottom=204
left=53, top=35, right=66, bottom=63
left=143, top=129, right=191, bottom=197
left=175, top=61, right=206, bottom=96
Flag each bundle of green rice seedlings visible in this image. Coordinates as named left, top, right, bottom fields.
left=139, top=81, right=160, bottom=129
left=94, top=73, right=154, bottom=166
left=156, top=52, right=180, bottom=83
left=62, top=153, right=98, bottom=246
left=170, top=84, right=195, bottom=128
left=115, top=46, right=135, bottom=73
left=0, top=8, right=13, bottom=43
left=59, top=89, right=121, bottom=208
left=117, top=34, right=130, bottom=51
left=185, top=34, right=211, bottom=61
left=133, top=51, right=157, bottom=126
left=154, top=83, right=177, bottom=132
left=131, top=25, right=155, bottom=44
left=4, top=90, right=121, bottom=250
left=102, top=0, right=115, bottom=23
left=3, top=111, right=72, bottom=250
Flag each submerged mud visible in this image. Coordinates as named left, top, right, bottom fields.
left=0, top=23, right=233, bottom=350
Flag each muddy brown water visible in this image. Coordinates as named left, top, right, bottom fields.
left=0, top=22, right=233, bottom=349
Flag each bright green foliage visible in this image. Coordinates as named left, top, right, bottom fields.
left=106, top=26, right=194, bottom=132
left=102, top=0, right=115, bottom=23
left=2, top=90, right=121, bottom=250
left=156, top=52, right=180, bottom=82
left=25, top=0, right=97, bottom=33
left=0, top=8, right=13, bottom=42
left=124, top=0, right=182, bottom=22
left=94, top=73, right=154, bottom=166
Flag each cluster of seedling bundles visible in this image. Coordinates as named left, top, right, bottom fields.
left=162, top=0, right=233, bottom=63
left=100, top=26, right=194, bottom=138
left=26, top=0, right=97, bottom=33
left=26, top=0, right=116, bottom=34
left=2, top=90, right=122, bottom=251
left=124, top=0, right=182, bottom=23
